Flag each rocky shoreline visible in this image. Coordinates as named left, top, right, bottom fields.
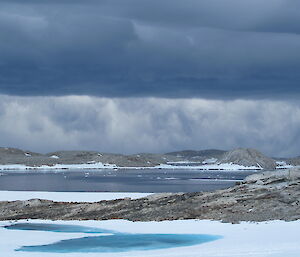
left=0, top=169, right=299, bottom=223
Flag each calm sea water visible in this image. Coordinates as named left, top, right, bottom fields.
left=0, top=169, right=257, bottom=192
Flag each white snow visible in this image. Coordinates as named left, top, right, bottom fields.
left=276, top=161, right=294, bottom=169
left=0, top=161, right=295, bottom=171
left=0, top=191, right=152, bottom=202
left=0, top=219, right=299, bottom=257
left=0, top=162, right=118, bottom=171
left=156, top=163, right=263, bottom=171
left=166, top=161, right=202, bottom=164
left=202, top=158, right=217, bottom=164
left=50, top=155, right=59, bottom=159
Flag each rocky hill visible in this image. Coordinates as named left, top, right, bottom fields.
left=0, top=147, right=45, bottom=166
left=219, top=148, right=277, bottom=170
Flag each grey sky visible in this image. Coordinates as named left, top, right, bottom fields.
left=0, top=95, right=299, bottom=157
left=0, top=0, right=300, bottom=98
left=0, top=1, right=299, bottom=156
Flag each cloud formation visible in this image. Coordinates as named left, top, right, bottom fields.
left=0, top=1, right=300, bottom=98
left=0, top=95, right=299, bottom=157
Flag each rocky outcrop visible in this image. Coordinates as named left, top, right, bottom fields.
left=219, top=148, right=277, bottom=170
left=1, top=169, right=299, bottom=223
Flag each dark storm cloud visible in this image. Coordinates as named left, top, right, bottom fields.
left=1, top=95, right=300, bottom=157
left=1, top=0, right=300, bottom=98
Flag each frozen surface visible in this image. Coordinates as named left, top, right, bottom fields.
left=0, top=162, right=269, bottom=171
left=0, top=219, right=299, bottom=257
left=0, top=162, right=118, bottom=171
left=0, top=191, right=152, bottom=202
left=16, top=232, right=220, bottom=253
left=157, top=163, right=263, bottom=170
left=276, top=161, right=294, bottom=169
left=5, top=223, right=114, bottom=234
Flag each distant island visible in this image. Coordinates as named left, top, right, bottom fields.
left=0, top=147, right=298, bottom=171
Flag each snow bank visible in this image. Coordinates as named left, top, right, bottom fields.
left=0, top=191, right=152, bottom=202
left=156, top=163, right=263, bottom=171
left=0, top=161, right=294, bottom=171
left=0, top=219, right=299, bottom=257
left=276, top=161, right=294, bottom=169
left=0, top=162, right=118, bottom=171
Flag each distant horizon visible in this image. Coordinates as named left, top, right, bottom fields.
left=1, top=145, right=298, bottom=159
